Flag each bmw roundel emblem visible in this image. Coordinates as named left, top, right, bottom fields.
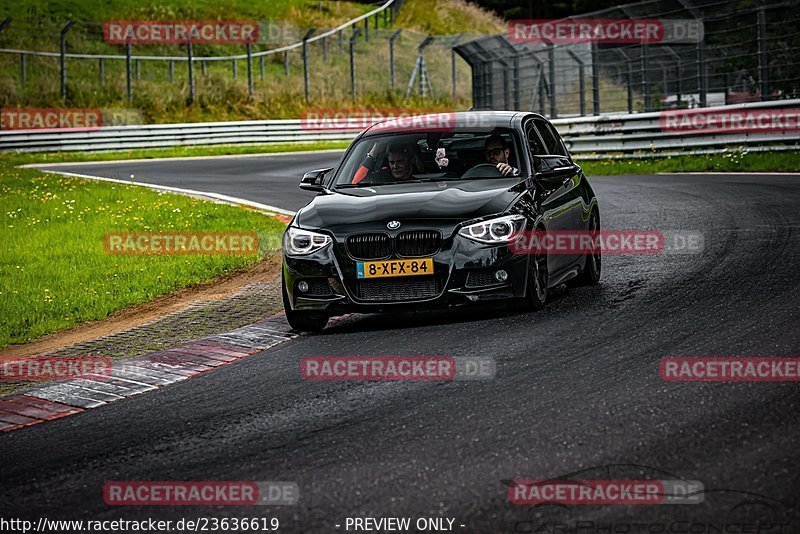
left=387, top=220, right=401, bottom=230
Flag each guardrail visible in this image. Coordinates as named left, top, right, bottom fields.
left=2, top=99, right=799, bottom=155
left=553, top=99, right=800, bottom=157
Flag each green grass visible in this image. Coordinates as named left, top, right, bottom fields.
left=0, top=161, right=286, bottom=348
left=0, top=0, right=497, bottom=123
left=4, top=140, right=351, bottom=166
left=578, top=151, right=800, bottom=175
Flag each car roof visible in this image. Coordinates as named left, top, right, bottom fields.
left=361, top=111, right=546, bottom=136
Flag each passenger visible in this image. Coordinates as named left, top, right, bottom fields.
left=484, top=134, right=519, bottom=176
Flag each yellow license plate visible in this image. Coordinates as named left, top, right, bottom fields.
left=356, top=258, right=434, bottom=278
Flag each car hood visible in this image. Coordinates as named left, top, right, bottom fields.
left=295, top=179, right=526, bottom=231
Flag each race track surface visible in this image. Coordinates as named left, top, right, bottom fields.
left=5, top=157, right=799, bottom=531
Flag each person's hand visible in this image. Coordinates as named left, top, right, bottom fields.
left=496, top=162, right=514, bottom=176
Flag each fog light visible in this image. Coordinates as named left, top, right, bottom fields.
left=494, top=270, right=508, bottom=282
left=297, top=281, right=309, bottom=293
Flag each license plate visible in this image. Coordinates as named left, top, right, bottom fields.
left=356, top=258, right=434, bottom=279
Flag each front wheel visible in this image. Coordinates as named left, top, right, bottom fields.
left=282, top=276, right=329, bottom=332
left=568, top=209, right=601, bottom=287
left=525, top=250, right=549, bottom=310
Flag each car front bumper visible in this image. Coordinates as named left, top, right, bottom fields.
left=283, top=236, right=530, bottom=315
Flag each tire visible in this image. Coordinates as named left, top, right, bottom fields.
left=525, top=248, right=549, bottom=310
left=569, top=209, right=601, bottom=287
left=282, top=276, right=329, bottom=332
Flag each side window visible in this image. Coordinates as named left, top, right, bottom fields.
left=534, top=120, right=567, bottom=156
left=525, top=123, right=547, bottom=156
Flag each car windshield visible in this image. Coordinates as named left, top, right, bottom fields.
left=332, top=129, right=523, bottom=188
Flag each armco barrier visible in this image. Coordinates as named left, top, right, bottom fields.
left=2, top=100, right=800, bottom=155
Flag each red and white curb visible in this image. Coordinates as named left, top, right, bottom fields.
left=0, top=314, right=298, bottom=433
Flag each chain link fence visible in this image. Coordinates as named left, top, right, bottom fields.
left=3, top=0, right=798, bottom=121
left=0, top=0, right=486, bottom=120
left=455, top=0, right=800, bottom=118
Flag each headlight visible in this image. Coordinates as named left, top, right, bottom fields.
left=283, top=227, right=331, bottom=256
left=459, top=214, right=526, bottom=244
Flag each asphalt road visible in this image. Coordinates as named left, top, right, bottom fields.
left=38, top=151, right=345, bottom=212
left=4, top=157, right=799, bottom=532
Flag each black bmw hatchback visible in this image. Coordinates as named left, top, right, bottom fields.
left=281, top=111, right=600, bottom=332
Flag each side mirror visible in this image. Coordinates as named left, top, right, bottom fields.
left=533, top=155, right=576, bottom=181
left=300, top=168, right=333, bottom=192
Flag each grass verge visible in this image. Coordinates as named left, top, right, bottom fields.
left=0, top=160, right=286, bottom=348
left=578, top=151, right=800, bottom=175
left=4, top=140, right=351, bottom=166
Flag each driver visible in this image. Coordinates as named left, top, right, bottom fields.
left=352, top=142, right=416, bottom=184
left=484, top=134, right=519, bottom=176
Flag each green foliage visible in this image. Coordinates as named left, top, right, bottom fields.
left=0, top=161, right=286, bottom=347
left=579, top=150, right=800, bottom=175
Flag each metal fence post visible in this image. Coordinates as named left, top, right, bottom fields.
left=246, top=43, right=253, bottom=96
left=697, top=31, right=707, bottom=106
left=591, top=42, right=600, bottom=115
left=260, top=55, right=264, bottom=80
left=755, top=1, right=769, bottom=100
left=364, top=18, right=369, bottom=42
left=201, top=60, right=206, bottom=77
left=20, top=54, right=26, bottom=86
left=125, top=41, right=132, bottom=103
left=232, top=59, right=237, bottom=79
left=547, top=42, right=557, bottom=118
left=665, top=46, right=683, bottom=106
left=678, top=0, right=706, bottom=107
left=60, top=21, right=75, bottom=100
left=641, top=44, right=650, bottom=111
left=451, top=34, right=462, bottom=100
left=390, top=29, right=402, bottom=91
left=339, top=30, right=344, bottom=53
left=350, top=28, right=362, bottom=100
left=284, top=50, right=289, bottom=76
left=616, top=49, right=634, bottom=113
left=512, top=52, right=521, bottom=110
left=656, top=60, right=668, bottom=106
left=302, top=29, right=315, bottom=103
left=99, top=58, right=104, bottom=85
left=566, top=50, right=585, bottom=116
left=322, top=35, right=327, bottom=62
left=374, top=12, right=379, bottom=30
left=168, top=59, right=174, bottom=82
left=187, top=40, right=195, bottom=105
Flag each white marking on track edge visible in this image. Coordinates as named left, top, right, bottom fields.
left=21, top=148, right=344, bottom=167
left=36, top=169, right=297, bottom=216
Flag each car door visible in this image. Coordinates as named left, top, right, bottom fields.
left=526, top=118, right=583, bottom=272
